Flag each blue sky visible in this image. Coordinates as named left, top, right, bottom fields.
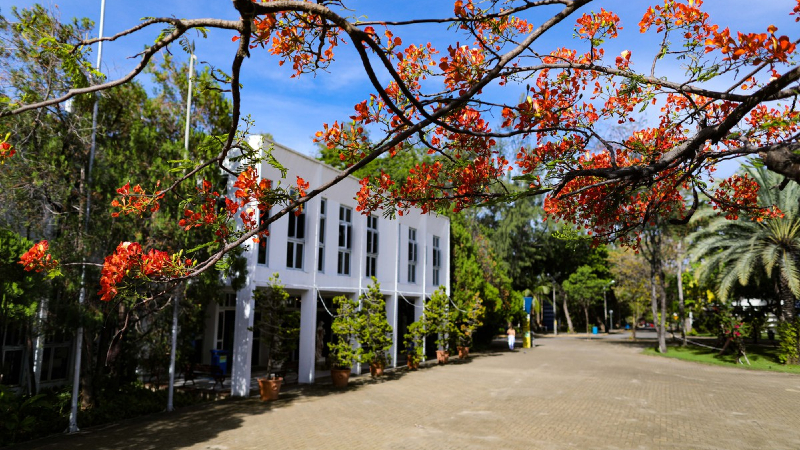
left=2, top=0, right=798, bottom=176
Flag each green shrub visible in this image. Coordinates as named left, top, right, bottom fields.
left=777, top=319, right=800, bottom=365
left=328, top=295, right=360, bottom=369
left=404, top=320, right=426, bottom=365
left=357, top=279, right=393, bottom=368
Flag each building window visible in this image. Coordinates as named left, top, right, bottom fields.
left=286, top=201, right=306, bottom=270
left=318, top=199, right=326, bottom=272
left=366, top=215, right=378, bottom=277
left=337, top=205, right=352, bottom=275
left=257, top=207, right=270, bottom=265
left=432, top=235, right=441, bottom=286
left=216, top=293, right=236, bottom=352
left=41, top=332, right=71, bottom=382
left=408, top=228, right=418, bottom=283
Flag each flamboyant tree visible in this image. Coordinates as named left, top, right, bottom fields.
left=2, top=0, right=800, bottom=303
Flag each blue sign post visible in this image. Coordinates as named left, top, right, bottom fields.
left=523, top=297, right=533, bottom=348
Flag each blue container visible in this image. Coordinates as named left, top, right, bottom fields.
left=210, top=349, right=230, bottom=375
left=592, top=326, right=598, bottom=335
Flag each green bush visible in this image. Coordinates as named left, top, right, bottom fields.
left=0, top=382, right=208, bottom=446
left=356, top=279, right=393, bottom=368
left=777, top=319, right=800, bottom=365
left=328, top=295, right=360, bottom=369
left=404, top=320, right=426, bottom=365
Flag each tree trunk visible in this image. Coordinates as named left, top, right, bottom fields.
left=650, top=273, right=659, bottom=349
left=677, top=240, right=686, bottom=347
left=659, top=282, right=667, bottom=353
left=584, top=305, right=590, bottom=335
left=779, top=273, right=796, bottom=323
left=563, top=293, right=574, bottom=334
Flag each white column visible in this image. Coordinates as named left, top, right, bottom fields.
left=32, top=297, right=47, bottom=393
left=414, top=296, right=425, bottom=357
left=386, top=293, right=398, bottom=367
left=298, top=289, right=317, bottom=384
left=230, top=283, right=255, bottom=397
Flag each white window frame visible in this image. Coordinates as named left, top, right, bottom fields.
left=337, top=205, right=353, bottom=275
left=408, top=228, right=418, bottom=283
left=366, top=215, right=378, bottom=277
left=286, top=201, right=306, bottom=270
left=318, top=198, right=326, bottom=272
left=432, top=235, right=441, bottom=286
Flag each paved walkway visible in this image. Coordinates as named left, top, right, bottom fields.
left=16, top=337, right=800, bottom=450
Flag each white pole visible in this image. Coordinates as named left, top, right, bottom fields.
left=552, top=282, right=557, bottom=336
left=168, top=54, right=195, bottom=412
left=183, top=54, right=196, bottom=157
left=166, top=289, right=181, bottom=412
left=68, top=0, right=106, bottom=434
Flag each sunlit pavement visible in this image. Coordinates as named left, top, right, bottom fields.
left=16, top=337, right=800, bottom=450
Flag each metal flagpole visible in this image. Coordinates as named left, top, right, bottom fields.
left=68, top=0, right=106, bottom=434
left=167, top=53, right=196, bottom=412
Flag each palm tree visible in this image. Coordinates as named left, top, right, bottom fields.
left=689, top=164, right=800, bottom=325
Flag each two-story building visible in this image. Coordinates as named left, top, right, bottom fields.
left=202, top=137, right=450, bottom=397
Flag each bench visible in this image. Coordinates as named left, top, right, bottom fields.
left=184, top=364, right=225, bottom=390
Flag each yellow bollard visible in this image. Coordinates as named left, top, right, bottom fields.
left=523, top=314, right=531, bottom=348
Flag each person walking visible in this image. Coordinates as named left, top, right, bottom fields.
left=507, top=324, right=516, bottom=350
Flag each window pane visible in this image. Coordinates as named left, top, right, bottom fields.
left=50, top=346, right=70, bottom=380
left=295, top=243, right=304, bottom=269
left=318, top=246, right=324, bottom=272
left=286, top=242, right=294, bottom=268
left=288, top=213, right=296, bottom=238
left=297, top=214, right=305, bottom=239
left=319, top=218, right=325, bottom=243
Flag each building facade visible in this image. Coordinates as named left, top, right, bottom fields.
left=203, top=137, right=450, bottom=396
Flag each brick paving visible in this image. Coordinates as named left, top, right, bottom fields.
left=16, top=337, right=800, bottom=450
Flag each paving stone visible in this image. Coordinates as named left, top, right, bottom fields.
left=14, top=337, right=800, bottom=450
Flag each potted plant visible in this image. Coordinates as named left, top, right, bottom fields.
left=328, top=294, right=360, bottom=387
left=357, top=279, right=393, bottom=377
left=426, top=286, right=454, bottom=364
left=404, top=320, right=425, bottom=370
left=252, top=274, right=300, bottom=401
left=456, top=294, right=485, bottom=359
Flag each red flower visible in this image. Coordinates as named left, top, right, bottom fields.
left=19, top=240, right=58, bottom=272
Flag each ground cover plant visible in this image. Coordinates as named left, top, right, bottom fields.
left=643, top=344, right=800, bottom=375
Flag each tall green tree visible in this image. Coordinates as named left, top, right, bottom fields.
left=690, top=164, right=800, bottom=363
left=0, top=5, right=234, bottom=402
left=562, top=265, right=608, bottom=335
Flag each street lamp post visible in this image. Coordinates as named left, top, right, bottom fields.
left=609, top=310, right=614, bottom=331
left=167, top=53, right=196, bottom=413
left=603, top=280, right=615, bottom=333
left=68, top=0, right=106, bottom=434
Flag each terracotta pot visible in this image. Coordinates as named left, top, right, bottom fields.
left=258, top=377, right=282, bottom=401
left=406, top=356, right=419, bottom=370
left=457, top=346, right=469, bottom=359
left=330, top=368, right=351, bottom=388
left=436, top=350, right=449, bottom=364
left=369, top=362, right=385, bottom=377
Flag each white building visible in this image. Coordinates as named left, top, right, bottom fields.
left=201, top=137, right=450, bottom=397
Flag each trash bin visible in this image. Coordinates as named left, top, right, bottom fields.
left=210, top=349, right=230, bottom=375
left=592, top=326, right=598, bottom=334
